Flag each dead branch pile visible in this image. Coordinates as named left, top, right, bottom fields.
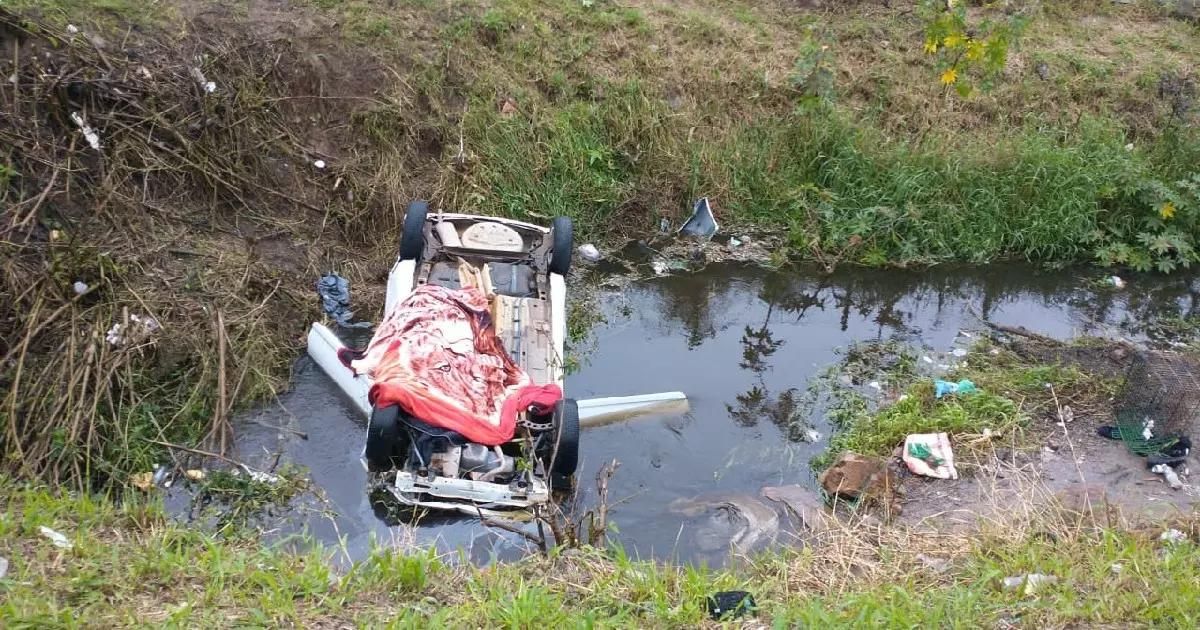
left=0, top=10, right=353, bottom=487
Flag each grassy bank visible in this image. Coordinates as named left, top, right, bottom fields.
left=3, top=483, right=1200, bottom=627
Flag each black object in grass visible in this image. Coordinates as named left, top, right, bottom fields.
left=706, top=591, right=757, bottom=621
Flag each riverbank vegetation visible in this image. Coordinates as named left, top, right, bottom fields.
left=4, top=482, right=1199, bottom=627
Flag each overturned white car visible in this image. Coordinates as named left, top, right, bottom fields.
left=308, top=201, right=577, bottom=515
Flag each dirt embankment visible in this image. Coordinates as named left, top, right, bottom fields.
left=0, top=4, right=403, bottom=486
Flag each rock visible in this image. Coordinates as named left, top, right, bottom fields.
left=761, top=485, right=828, bottom=533
left=916, top=554, right=951, bottom=574
left=817, top=452, right=896, bottom=501
left=577, top=243, right=601, bottom=263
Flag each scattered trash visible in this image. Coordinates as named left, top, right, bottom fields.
left=189, top=67, right=216, bottom=94
left=921, top=355, right=934, bottom=364
left=577, top=243, right=601, bottom=263
left=916, top=554, right=952, bottom=574
left=678, top=197, right=718, bottom=241
left=72, top=281, right=88, bottom=295
left=0, top=556, right=7, bottom=579
left=652, top=261, right=667, bottom=275
left=69, top=112, right=102, bottom=151
left=801, top=427, right=823, bottom=443
left=1110, top=563, right=1123, bottom=575
left=1124, top=143, right=1135, bottom=152
left=868, top=380, right=882, bottom=391
left=66, top=24, right=79, bottom=34
left=184, top=469, right=206, bottom=481
left=934, top=379, right=977, bottom=399
left=706, top=590, right=757, bottom=621
left=729, top=237, right=743, bottom=248
left=658, top=216, right=670, bottom=233
left=951, top=348, right=968, bottom=357
left=38, top=526, right=72, bottom=549
left=650, top=260, right=688, bottom=276
left=1001, top=573, right=1058, bottom=595
left=902, top=433, right=959, bottom=480
left=1160, top=529, right=1188, bottom=544
left=313, top=160, right=327, bottom=169
left=152, top=464, right=170, bottom=486
left=130, top=471, right=154, bottom=491
left=1109, top=275, right=1126, bottom=289
left=1151, top=464, right=1184, bottom=490
left=316, top=273, right=372, bottom=329
left=137, top=65, right=152, bottom=79
left=105, top=313, right=160, bottom=347
left=235, top=468, right=282, bottom=485
left=499, top=97, right=518, bottom=117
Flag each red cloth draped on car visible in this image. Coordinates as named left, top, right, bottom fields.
left=348, top=284, right=561, bottom=446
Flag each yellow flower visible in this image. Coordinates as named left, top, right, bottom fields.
left=965, top=41, right=984, bottom=62
left=943, top=34, right=963, bottom=48
left=1161, top=201, right=1176, bottom=220
left=940, top=68, right=958, bottom=85
left=924, top=38, right=938, bottom=54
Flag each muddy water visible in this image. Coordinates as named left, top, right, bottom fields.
left=220, top=264, right=1200, bottom=566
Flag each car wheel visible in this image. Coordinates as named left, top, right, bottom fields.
left=546, top=398, right=579, bottom=490
left=548, top=216, right=573, bottom=276
left=399, top=200, right=429, bottom=261
left=365, top=405, right=405, bottom=472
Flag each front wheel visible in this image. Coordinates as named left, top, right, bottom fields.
left=548, top=216, right=573, bottom=276
left=399, top=200, right=429, bottom=261
left=365, top=405, right=406, bottom=472
left=544, top=398, right=579, bottom=490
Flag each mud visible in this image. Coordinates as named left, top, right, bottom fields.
left=206, top=262, right=1200, bottom=566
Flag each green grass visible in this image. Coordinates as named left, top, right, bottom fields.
left=3, top=483, right=1200, bottom=627
left=813, top=341, right=1114, bottom=469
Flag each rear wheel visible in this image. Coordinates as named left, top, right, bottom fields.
left=548, top=216, right=573, bottom=276
left=399, top=200, right=429, bottom=261
left=365, top=405, right=406, bottom=472
left=545, top=398, right=579, bottom=490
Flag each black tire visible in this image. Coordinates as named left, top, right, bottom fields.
left=399, top=200, right=429, bottom=261
left=548, top=216, right=573, bottom=276
left=365, top=405, right=405, bottom=472
left=546, top=398, right=580, bottom=489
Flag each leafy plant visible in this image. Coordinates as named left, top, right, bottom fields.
left=789, top=29, right=836, bottom=110
left=919, top=0, right=1029, bottom=97
left=1094, top=173, right=1200, bottom=273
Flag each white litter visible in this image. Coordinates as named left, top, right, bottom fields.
left=1001, top=573, right=1057, bottom=595
left=0, top=556, right=8, bottom=579
left=1151, top=464, right=1184, bottom=490
left=951, top=348, right=968, bottom=357
left=1160, top=529, right=1188, bottom=544
left=72, top=281, right=88, bottom=295
left=1110, top=563, right=1123, bottom=575
left=868, top=381, right=882, bottom=391
left=921, top=356, right=934, bottom=364
left=902, top=432, right=959, bottom=480
left=801, top=428, right=823, bottom=443
left=190, top=67, right=216, bottom=94
left=729, top=237, right=743, bottom=248
left=578, top=243, right=601, bottom=263
left=313, top=160, right=327, bottom=169
left=652, top=261, right=668, bottom=276
left=66, top=24, right=79, bottom=34
left=1124, top=143, right=1134, bottom=152
left=1110, top=275, right=1126, bottom=289
left=69, top=112, right=102, bottom=151
left=39, top=526, right=73, bottom=549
